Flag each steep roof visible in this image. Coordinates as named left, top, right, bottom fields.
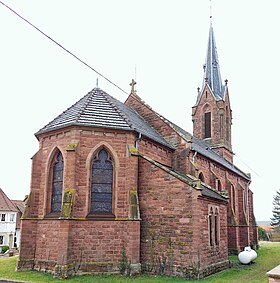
left=168, top=123, right=250, bottom=181
left=196, top=22, right=226, bottom=105
left=126, top=92, right=249, bottom=181
left=0, top=188, right=18, bottom=212
left=138, top=153, right=227, bottom=202
left=12, top=200, right=25, bottom=213
left=36, top=88, right=173, bottom=149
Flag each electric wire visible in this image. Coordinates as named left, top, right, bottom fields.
left=0, top=1, right=128, bottom=95
left=234, top=154, right=260, bottom=177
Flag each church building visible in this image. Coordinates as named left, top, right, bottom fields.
left=17, top=23, right=258, bottom=278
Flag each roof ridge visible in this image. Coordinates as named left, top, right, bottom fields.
left=192, top=137, right=250, bottom=180
left=36, top=91, right=91, bottom=136
left=128, top=93, right=191, bottom=139
left=101, top=89, right=134, bottom=129
left=74, top=91, right=93, bottom=123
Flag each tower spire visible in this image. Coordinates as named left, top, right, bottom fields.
left=201, top=21, right=224, bottom=101
left=192, top=18, right=233, bottom=160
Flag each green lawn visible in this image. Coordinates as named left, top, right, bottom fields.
left=0, top=242, right=279, bottom=283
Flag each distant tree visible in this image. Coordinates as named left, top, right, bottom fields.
left=271, top=189, right=280, bottom=230
left=258, top=227, right=269, bottom=241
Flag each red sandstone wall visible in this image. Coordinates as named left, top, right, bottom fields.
left=19, top=219, right=140, bottom=274
left=138, top=157, right=193, bottom=272
left=189, top=151, right=257, bottom=253
left=194, top=196, right=228, bottom=269
left=125, top=94, right=189, bottom=174
left=26, top=126, right=141, bottom=219
left=19, top=126, right=143, bottom=275
left=138, top=157, right=228, bottom=276
left=138, top=139, right=172, bottom=167
left=192, top=85, right=232, bottom=162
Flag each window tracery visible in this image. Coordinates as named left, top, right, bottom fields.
left=51, top=151, right=64, bottom=213
left=91, top=148, right=113, bottom=214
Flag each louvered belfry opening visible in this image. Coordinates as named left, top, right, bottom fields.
left=204, top=112, right=211, bottom=138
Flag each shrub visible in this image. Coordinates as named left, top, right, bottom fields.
left=258, top=227, right=269, bottom=241
left=1, top=245, right=9, bottom=254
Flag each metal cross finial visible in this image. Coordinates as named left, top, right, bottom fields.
left=209, top=0, right=212, bottom=20
left=130, top=79, right=137, bottom=94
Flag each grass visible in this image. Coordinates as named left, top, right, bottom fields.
left=0, top=242, right=279, bottom=283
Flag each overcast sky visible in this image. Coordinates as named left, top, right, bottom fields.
left=0, top=0, right=279, bottom=221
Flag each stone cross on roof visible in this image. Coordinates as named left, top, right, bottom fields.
left=130, top=79, right=137, bottom=94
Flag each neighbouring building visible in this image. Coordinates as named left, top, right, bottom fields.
left=0, top=188, right=24, bottom=249
left=17, top=22, right=257, bottom=278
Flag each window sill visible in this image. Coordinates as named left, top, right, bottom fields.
left=44, top=212, right=61, bottom=219
left=86, top=213, right=115, bottom=220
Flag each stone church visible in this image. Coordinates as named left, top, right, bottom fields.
left=17, top=23, right=258, bottom=278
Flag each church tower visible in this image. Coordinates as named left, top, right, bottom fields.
left=192, top=22, right=233, bottom=163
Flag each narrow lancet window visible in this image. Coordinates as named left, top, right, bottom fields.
left=91, top=149, right=113, bottom=214
left=198, top=172, right=205, bottom=182
left=51, top=151, right=64, bottom=213
left=204, top=112, right=211, bottom=138
left=209, top=207, right=214, bottom=246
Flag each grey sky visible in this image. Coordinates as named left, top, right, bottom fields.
left=0, top=0, right=279, bottom=221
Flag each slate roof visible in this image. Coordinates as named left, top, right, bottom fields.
left=125, top=93, right=250, bottom=181
left=167, top=123, right=250, bottom=181
left=139, top=154, right=227, bottom=202
left=0, top=188, right=18, bottom=212
left=201, top=184, right=228, bottom=201
left=36, top=88, right=173, bottom=149
left=196, top=22, right=226, bottom=105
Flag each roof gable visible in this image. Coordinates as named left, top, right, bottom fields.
left=0, top=188, right=18, bottom=212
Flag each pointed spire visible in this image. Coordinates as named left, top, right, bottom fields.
left=202, top=22, right=224, bottom=100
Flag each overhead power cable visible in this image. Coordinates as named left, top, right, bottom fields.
left=0, top=1, right=128, bottom=95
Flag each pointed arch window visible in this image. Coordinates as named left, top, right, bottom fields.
left=231, top=184, right=236, bottom=212
left=214, top=208, right=219, bottom=246
left=226, top=106, right=230, bottom=141
left=209, top=207, right=214, bottom=246
left=217, top=179, right=222, bottom=192
left=51, top=151, right=64, bottom=213
left=91, top=149, right=113, bottom=214
left=198, top=172, right=205, bottom=182
left=204, top=112, right=211, bottom=138
left=209, top=206, right=220, bottom=247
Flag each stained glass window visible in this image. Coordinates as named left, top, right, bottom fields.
left=91, top=149, right=113, bottom=214
left=51, top=151, right=64, bottom=213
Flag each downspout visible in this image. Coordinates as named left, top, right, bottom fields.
left=192, top=151, right=197, bottom=163
left=135, top=132, right=142, bottom=151
left=246, top=180, right=251, bottom=246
